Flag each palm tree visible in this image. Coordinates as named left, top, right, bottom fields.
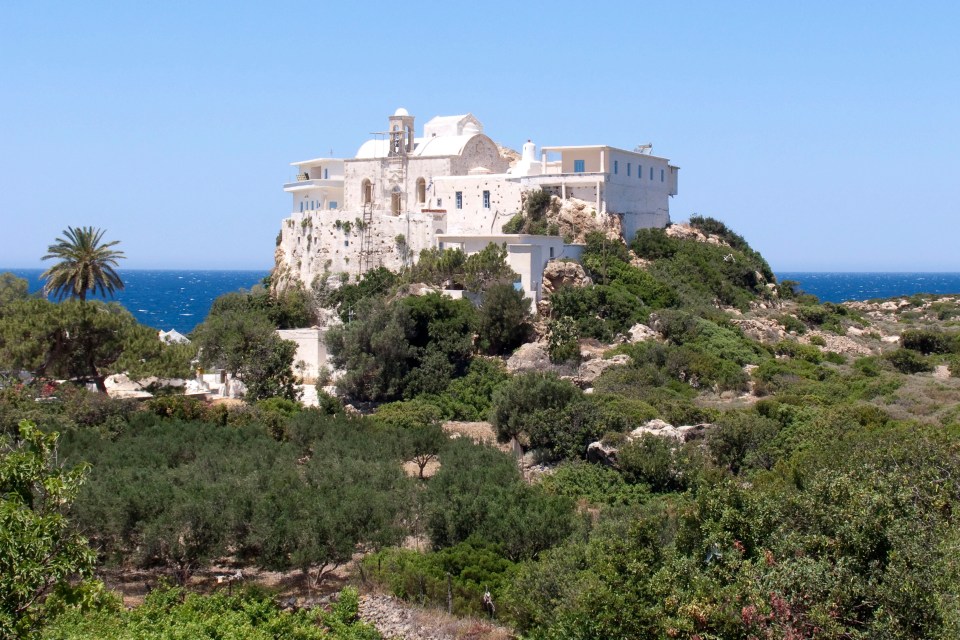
left=41, top=226, right=126, bottom=302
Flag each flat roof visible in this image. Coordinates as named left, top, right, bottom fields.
left=289, top=157, right=344, bottom=167
left=540, top=145, right=671, bottom=162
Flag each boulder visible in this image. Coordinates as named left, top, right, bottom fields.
left=506, top=342, right=565, bottom=374
left=628, top=323, right=659, bottom=343
left=578, top=354, right=630, bottom=384
left=586, top=419, right=713, bottom=462
left=586, top=440, right=619, bottom=466
left=542, top=261, right=592, bottom=296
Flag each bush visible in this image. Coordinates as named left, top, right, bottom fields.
left=885, top=348, right=933, bottom=374
left=631, top=228, right=680, bottom=260
left=362, top=540, right=516, bottom=617
left=426, top=438, right=573, bottom=560
left=900, top=329, right=956, bottom=355
left=539, top=461, right=649, bottom=506
left=477, top=284, right=531, bottom=355
left=501, top=213, right=524, bottom=234
left=489, top=373, right=580, bottom=445
left=617, top=434, right=682, bottom=492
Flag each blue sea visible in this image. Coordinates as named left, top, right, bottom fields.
left=4, top=269, right=960, bottom=334
left=777, top=272, right=960, bottom=304
left=6, top=269, right=267, bottom=335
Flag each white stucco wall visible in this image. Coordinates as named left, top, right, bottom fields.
left=436, top=234, right=583, bottom=301
left=277, top=327, right=329, bottom=381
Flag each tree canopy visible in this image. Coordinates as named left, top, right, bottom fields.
left=41, top=227, right=125, bottom=302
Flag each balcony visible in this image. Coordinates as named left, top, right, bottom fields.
left=283, top=178, right=344, bottom=192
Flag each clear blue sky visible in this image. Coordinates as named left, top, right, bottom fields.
left=2, top=1, right=958, bottom=271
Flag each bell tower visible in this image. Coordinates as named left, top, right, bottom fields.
left=388, top=107, right=415, bottom=157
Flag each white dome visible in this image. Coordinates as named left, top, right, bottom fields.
left=394, top=107, right=409, bottom=117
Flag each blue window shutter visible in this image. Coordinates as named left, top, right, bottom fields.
left=627, top=163, right=631, bottom=176
left=614, top=160, right=618, bottom=174
left=574, top=159, right=585, bottom=173
left=650, top=167, right=654, bottom=180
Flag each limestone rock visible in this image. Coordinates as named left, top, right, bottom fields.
left=546, top=197, right=622, bottom=244
left=801, top=331, right=874, bottom=356
left=586, top=440, right=619, bottom=466
left=628, top=323, right=659, bottom=343
left=542, top=260, right=592, bottom=296
left=507, top=342, right=567, bottom=374
left=578, top=354, right=631, bottom=383
left=586, top=419, right=713, bottom=463
left=630, top=420, right=710, bottom=442
left=665, top=222, right=730, bottom=247
left=730, top=317, right=786, bottom=344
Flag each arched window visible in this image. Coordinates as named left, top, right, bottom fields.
left=391, top=191, right=402, bottom=215
left=416, top=177, right=426, bottom=204
left=361, top=179, right=372, bottom=205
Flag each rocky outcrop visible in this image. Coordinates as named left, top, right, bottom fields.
left=665, top=223, right=730, bottom=247
left=730, top=317, right=787, bottom=344
left=578, top=354, right=631, bottom=384
left=800, top=331, right=875, bottom=356
left=629, top=419, right=711, bottom=442
left=506, top=342, right=566, bottom=375
left=628, top=323, right=660, bottom=343
left=586, top=419, right=713, bottom=464
left=542, top=261, right=592, bottom=296
left=545, top=197, right=622, bottom=244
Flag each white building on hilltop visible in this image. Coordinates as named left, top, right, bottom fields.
left=274, top=109, right=678, bottom=301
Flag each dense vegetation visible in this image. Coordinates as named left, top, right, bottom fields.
left=4, top=219, right=960, bottom=638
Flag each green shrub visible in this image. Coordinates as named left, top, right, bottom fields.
left=501, top=213, right=524, bottom=234
left=778, top=313, right=807, bottom=334
left=539, top=461, right=649, bottom=506
left=477, top=283, right=531, bottom=355
left=546, top=316, right=581, bottom=364
left=885, top=348, right=933, bottom=374
left=617, top=434, right=682, bottom=492
left=631, top=228, right=680, bottom=260
left=900, top=328, right=956, bottom=355
left=489, top=372, right=580, bottom=445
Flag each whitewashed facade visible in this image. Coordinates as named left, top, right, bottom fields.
left=275, top=109, right=678, bottom=302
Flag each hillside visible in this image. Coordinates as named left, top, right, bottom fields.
left=4, top=217, right=960, bottom=639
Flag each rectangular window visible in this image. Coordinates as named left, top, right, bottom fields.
left=483, top=190, right=490, bottom=208
left=627, top=162, right=631, bottom=177
left=638, top=165, right=642, bottom=179
left=456, top=191, right=463, bottom=209
left=329, top=201, right=337, bottom=209
left=437, top=198, right=442, bottom=207
left=300, top=202, right=304, bottom=212
left=549, top=247, right=555, bottom=258
left=614, top=160, right=619, bottom=175
left=574, top=159, right=585, bottom=173
left=324, top=168, right=329, bottom=179
left=650, top=167, right=654, bottom=180
left=661, top=169, right=665, bottom=182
